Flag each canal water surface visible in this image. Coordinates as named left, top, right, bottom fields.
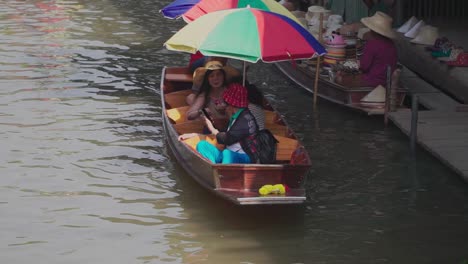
left=1, top=1, right=468, bottom=263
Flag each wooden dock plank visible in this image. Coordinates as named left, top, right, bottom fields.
left=389, top=109, right=468, bottom=182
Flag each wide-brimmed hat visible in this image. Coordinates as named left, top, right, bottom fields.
left=223, top=83, right=248, bottom=108
left=361, top=11, right=396, bottom=39
left=360, top=85, right=386, bottom=107
left=192, top=60, right=240, bottom=88
left=410, top=25, right=439, bottom=45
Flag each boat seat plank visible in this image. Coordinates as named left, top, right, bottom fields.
left=165, top=72, right=193, bottom=83
left=168, top=106, right=283, bottom=126
left=166, top=106, right=190, bottom=124
left=264, top=110, right=279, bottom=125
left=164, top=89, right=192, bottom=109
left=265, top=123, right=289, bottom=137
left=274, top=135, right=299, bottom=162
left=173, top=120, right=205, bottom=135
left=182, top=134, right=223, bottom=151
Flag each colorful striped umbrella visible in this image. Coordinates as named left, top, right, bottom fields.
left=164, top=8, right=326, bottom=63
left=160, top=0, right=302, bottom=25
left=160, top=0, right=199, bottom=19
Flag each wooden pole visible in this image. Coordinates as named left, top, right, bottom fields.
left=384, top=65, right=391, bottom=127
left=410, top=95, right=419, bottom=155
left=313, top=56, right=321, bottom=109
left=242, top=61, right=246, bottom=86
left=313, top=13, right=324, bottom=110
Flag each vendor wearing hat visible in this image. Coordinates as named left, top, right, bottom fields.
left=336, top=11, right=397, bottom=88
left=195, top=83, right=258, bottom=164
left=186, top=60, right=240, bottom=121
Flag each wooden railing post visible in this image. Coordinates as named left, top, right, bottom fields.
left=410, top=95, right=419, bottom=155
left=384, top=65, right=392, bottom=127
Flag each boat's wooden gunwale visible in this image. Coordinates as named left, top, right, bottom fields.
left=275, top=61, right=408, bottom=115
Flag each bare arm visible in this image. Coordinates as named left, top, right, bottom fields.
left=186, top=94, right=206, bottom=120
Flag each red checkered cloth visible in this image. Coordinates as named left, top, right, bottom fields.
left=223, top=83, right=248, bottom=108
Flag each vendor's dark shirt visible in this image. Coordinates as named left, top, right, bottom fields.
left=216, top=109, right=257, bottom=147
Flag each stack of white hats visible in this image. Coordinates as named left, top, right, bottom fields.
left=325, top=14, right=344, bottom=36
left=397, top=16, right=418, bottom=33
left=410, top=25, right=439, bottom=45
left=404, top=19, right=425, bottom=38
left=399, top=16, right=439, bottom=45
left=305, top=5, right=331, bottom=37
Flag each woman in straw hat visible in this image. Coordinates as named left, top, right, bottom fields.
left=336, top=11, right=398, bottom=88
left=194, top=83, right=258, bottom=164
left=186, top=60, right=240, bottom=122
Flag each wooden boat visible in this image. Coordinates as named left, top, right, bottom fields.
left=275, top=61, right=408, bottom=115
left=160, top=66, right=311, bottom=205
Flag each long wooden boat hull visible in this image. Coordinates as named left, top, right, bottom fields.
left=161, top=66, right=311, bottom=205
left=275, top=61, right=407, bottom=115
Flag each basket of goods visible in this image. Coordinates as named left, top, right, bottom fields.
left=335, top=60, right=360, bottom=74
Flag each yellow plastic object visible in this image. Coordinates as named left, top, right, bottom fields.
left=259, top=184, right=286, bottom=195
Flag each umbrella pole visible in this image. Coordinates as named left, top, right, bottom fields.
left=314, top=13, right=324, bottom=110
left=313, top=56, right=321, bottom=109
left=242, top=61, right=246, bottom=86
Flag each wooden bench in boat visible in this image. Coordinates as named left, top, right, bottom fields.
left=173, top=120, right=205, bottom=135
left=165, top=68, right=193, bottom=83
left=168, top=105, right=291, bottom=137
left=274, top=135, right=300, bottom=162
left=167, top=106, right=190, bottom=123
left=164, top=90, right=192, bottom=109
left=168, top=106, right=284, bottom=125
left=179, top=133, right=300, bottom=163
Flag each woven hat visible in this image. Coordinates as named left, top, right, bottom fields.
left=360, top=85, right=386, bottom=106
left=404, top=20, right=425, bottom=38
left=192, top=60, right=240, bottom=88
left=223, top=83, right=248, bottom=108
left=361, top=11, right=396, bottom=39
left=410, top=25, right=439, bottom=45
left=397, top=16, right=419, bottom=33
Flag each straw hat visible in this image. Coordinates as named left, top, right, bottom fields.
left=404, top=20, right=425, bottom=38
left=410, top=25, right=439, bottom=45
left=361, top=12, right=395, bottom=38
left=397, top=16, right=419, bottom=33
left=360, top=85, right=386, bottom=106
left=223, top=83, right=248, bottom=108
left=361, top=11, right=396, bottom=39
left=192, top=60, right=240, bottom=88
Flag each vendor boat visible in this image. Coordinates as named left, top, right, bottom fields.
left=160, top=66, right=312, bottom=205
left=275, top=60, right=408, bottom=115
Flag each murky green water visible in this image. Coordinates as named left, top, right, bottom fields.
left=1, top=1, right=468, bottom=263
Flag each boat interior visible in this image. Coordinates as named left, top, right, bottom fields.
left=162, top=67, right=309, bottom=165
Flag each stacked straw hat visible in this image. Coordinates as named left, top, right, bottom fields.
left=397, top=16, right=419, bottom=33
left=306, top=5, right=331, bottom=38
left=410, top=25, right=439, bottom=45
left=404, top=20, right=425, bottom=38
